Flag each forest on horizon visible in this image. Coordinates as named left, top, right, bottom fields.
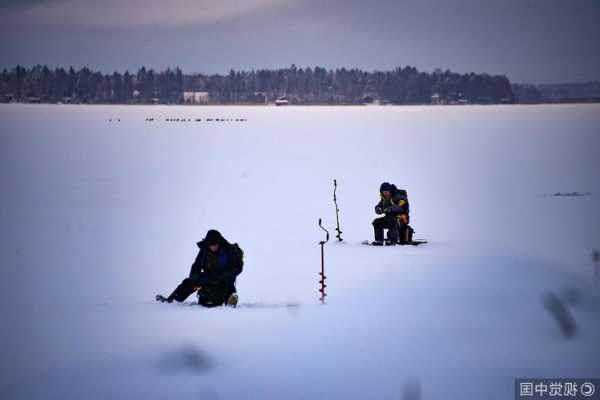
left=0, top=64, right=516, bottom=105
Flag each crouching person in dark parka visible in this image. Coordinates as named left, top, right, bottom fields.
left=372, top=182, right=411, bottom=245
left=156, top=230, right=244, bottom=307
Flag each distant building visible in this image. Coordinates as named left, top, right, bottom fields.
left=361, top=93, right=381, bottom=105
left=254, top=92, right=268, bottom=104
left=183, top=91, right=210, bottom=104
left=431, top=93, right=441, bottom=105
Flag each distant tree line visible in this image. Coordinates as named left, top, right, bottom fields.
left=0, top=64, right=516, bottom=105
left=512, top=82, right=600, bottom=103
left=0, top=65, right=183, bottom=104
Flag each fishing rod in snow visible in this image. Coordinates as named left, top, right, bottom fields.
left=318, top=218, right=329, bottom=304
left=333, top=179, right=343, bottom=242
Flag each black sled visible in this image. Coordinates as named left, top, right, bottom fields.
left=361, top=239, right=428, bottom=246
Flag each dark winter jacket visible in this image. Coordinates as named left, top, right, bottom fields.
left=188, top=240, right=244, bottom=287
left=375, top=187, right=409, bottom=217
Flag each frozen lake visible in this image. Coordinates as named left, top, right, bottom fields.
left=1, top=104, right=599, bottom=399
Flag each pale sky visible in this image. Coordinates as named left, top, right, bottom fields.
left=1, top=0, right=599, bottom=83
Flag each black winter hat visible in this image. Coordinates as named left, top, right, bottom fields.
left=380, top=182, right=392, bottom=193
left=204, top=229, right=224, bottom=246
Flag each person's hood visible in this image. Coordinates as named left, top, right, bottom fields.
left=197, top=229, right=229, bottom=248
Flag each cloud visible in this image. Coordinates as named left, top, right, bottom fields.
left=0, top=0, right=54, bottom=11
left=2, top=0, right=291, bottom=28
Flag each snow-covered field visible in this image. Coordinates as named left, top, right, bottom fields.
left=1, top=104, right=599, bottom=399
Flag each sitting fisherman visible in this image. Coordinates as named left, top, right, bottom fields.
left=156, top=229, right=244, bottom=307
left=372, top=182, right=412, bottom=245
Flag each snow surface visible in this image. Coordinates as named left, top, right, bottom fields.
left=1, top=104, right=600, bottom=399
